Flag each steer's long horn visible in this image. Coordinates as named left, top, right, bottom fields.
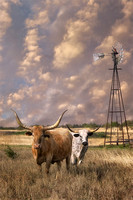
left=66, top=125, right=77, bottom=133
left=87, top=126, right=100, bottom=136
left=11, top=109, right=32, bottom=130
left=44, top=110, right=67, bottom=130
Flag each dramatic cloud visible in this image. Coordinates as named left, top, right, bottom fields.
left=0, top=0, right=133, bottom=127
left=0, top=1, right=12, bottom=62
left=20, top=29, right=41, bottom=68
left=53, top=0, right=99, bottom=68
left=53, top=21, right=86, bottom=68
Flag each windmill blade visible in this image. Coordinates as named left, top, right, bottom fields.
left=113, top=42, right=124, bottom=64
left=93, top=53, right=105, bottom=62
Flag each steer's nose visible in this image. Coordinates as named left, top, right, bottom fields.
left=82, top=141, right=88, bottom=146
left=34, top=143, right=41, bottom=149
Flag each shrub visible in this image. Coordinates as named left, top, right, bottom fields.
left=4, top=145, right=17, bottom=159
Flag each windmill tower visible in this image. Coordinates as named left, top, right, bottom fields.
left=93, top=43, right=130, bottom=146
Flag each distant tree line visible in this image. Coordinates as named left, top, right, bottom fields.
left=61, top=123, right=101, bottom=129
left=0, top=127, right=17, bottom=130
left=0, top=120, right=133, bottom=130
left=104, top=120, right=133, bottom=129
left=62, top=120, right=133, bottom=129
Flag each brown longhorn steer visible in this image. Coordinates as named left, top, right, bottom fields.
left=12, top=109, right=72, bottom=174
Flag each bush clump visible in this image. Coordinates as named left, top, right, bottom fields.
left=4, top=145, right=17, bottom=159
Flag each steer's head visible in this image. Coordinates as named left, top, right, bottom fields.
left=78, top=129, right=89, bottom=146
left=26, top=125, right=50, bottom=149
left=11, top=109, right=67, bottom=149
left=66, top=125, right=100, bottom=146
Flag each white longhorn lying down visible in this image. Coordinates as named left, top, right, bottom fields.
left=67, top=125, right=100, bottom=165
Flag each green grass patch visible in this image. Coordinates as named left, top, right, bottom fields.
left=92, top=132, right=106, bottom=138
left=105, top=143, right=131, bottom=149
left=0, top=144, right=31, bottom=149
left=89, top=143, right=132, bottom=150
left=4, top=145, right=17, bottom=159
left=0, top=131, right=27, bottom=135
left=8, top=131, right=26, bottom=135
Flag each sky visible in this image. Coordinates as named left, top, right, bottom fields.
left=0, top=0, right=133, bottom=127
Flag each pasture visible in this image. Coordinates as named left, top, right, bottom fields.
left=0, top=130, right=133, bottom=200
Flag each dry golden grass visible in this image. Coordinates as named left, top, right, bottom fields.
left=0, top=127, right=132, bottom=147
left=0, top=145, right=133, bottom=200
left=0, top=134, right=32, bottom=146
left=0, top=132, right=104, bottom=146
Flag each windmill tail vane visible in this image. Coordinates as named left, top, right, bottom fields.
left=93, top=53, right=111, bottom=62
left=93, top=53, right=105, bottom=61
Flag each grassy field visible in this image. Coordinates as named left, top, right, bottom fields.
left=0, top=145, right=133, bottom=200
left=0, top=129, right=106, bottom=146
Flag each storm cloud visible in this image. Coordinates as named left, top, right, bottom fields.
left=0, top=0, right=133, bottom=127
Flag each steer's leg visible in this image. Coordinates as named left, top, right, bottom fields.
left=56, top=161, right=62, bottom=179
left=37, top=164, right=42, bottom=172
left=45, top=161, right=51, bottom=174
left=45, top=155, right=52, bottom=174
left=78, top=145, right=88, bottom=165
left=66, top=155, right=71, bottom=171
left=71, top=153, right=77, bottom=165
left=57, top=161, right=61, bottom=171
left=71, top=153, right=75, bottom=165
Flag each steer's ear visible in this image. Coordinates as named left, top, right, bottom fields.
left=87, top=132, right=93, bottom=136
left=25, top=131, right=32, bottom=136
left=73, top=133, right=79, bottom=137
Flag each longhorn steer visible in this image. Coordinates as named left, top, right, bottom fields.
left=67, top=125, right=100, bottom=165
left=12, top=109, right=72, bottom=174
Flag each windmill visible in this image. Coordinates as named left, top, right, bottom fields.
left=93, top=42, right=130, bottom=146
